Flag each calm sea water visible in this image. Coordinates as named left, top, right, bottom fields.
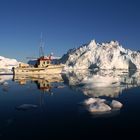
left=0, top=70, right=140, bottom=139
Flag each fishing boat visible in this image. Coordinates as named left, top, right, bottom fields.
left=13, top=37, right=64, bottom=75
left=12, top=55, right=64, bottom=75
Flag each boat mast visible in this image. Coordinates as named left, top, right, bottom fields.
left=39, top=32, right=45, bottom=57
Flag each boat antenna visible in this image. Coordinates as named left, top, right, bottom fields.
left=39, top=32, right=45, bottom=57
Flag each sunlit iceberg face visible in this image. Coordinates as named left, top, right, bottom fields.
left=61, top=40, right=140, bottom=71
left=62, top=69, right=140, bottom=98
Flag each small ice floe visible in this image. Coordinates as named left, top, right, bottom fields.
left=16, top=104, right=38, bottom=111
left=83, top=98, right=106, bottom=105
left=3, top=81, right=8, bottom=85
left=88, top=102, right=111, bottom=113
left=56, top=85, right=65, bottom=89
left=110, top=100, right=123, bottom=109
left=83, top=98, right=123, bottom=115
left=83, top=97, right=111, bottom=113
left=83, top=98, right=97, bottom=105
left=1, top=81, right=8, bottom=86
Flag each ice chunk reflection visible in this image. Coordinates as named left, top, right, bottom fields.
left=0, top=75, right=12, bottom=92
left=0, top=75, right=12, bottom=83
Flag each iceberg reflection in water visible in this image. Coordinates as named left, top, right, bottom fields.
left=62, top=69, right=140, bottom=98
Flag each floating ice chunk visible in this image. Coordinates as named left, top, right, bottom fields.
left=83, top=98, right=106, bottom=105
left=0, top=81, right=9, bottom=85
left=3, top=82, right=8, bottom=85
left=110, top=100, right=123, bottom=109
left=16, top=104, right=38, bottom=111
left=56, top=85, right=65, bottom=89
left=89, top=102, right=111, bottom=113
left=84, top=98, right=97, bottom=105
left=82, top=97, right=123, bottom=115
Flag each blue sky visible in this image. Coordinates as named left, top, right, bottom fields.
left=0, top=0, right=140, bottom=61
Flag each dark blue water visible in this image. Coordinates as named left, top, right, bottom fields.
left=0, top=71, right=140, bottom=139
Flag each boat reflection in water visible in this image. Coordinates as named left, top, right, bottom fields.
left=12, top=74, right=65, bottom=107
left=13, top=74, right=64, bottom=94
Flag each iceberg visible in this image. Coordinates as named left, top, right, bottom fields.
left=0, top=56, right=19, bottom=74
left=83, top=98, right=106, bottom=105
left=110, top=100, right=123, bottom=109
left=83, top=97, right=123, bottom=115
left=60, top=40, right=140, bottom=70
left=83, top=97, right=111, bottom=113
left=88, top=102, right=111, bottom=113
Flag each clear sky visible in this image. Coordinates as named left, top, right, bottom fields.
left=0, top=0, right=140, bottom=61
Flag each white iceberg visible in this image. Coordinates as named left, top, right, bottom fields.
left=88, top=102, right=111, bottom=113
left=83, top=98, right=106, bottom=105
left=83, top=98, right=97, bottom=105
left=83, top=97, right=111, bottom=113
left=83, top=97, right=123, bottom=114
left=2, top=81, right=8, bottom=85
left=60, top=40, right=140, bottom=70
left=0, top=55, right=19, bottom=74
left=110, top=100, right=123, bottom=109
